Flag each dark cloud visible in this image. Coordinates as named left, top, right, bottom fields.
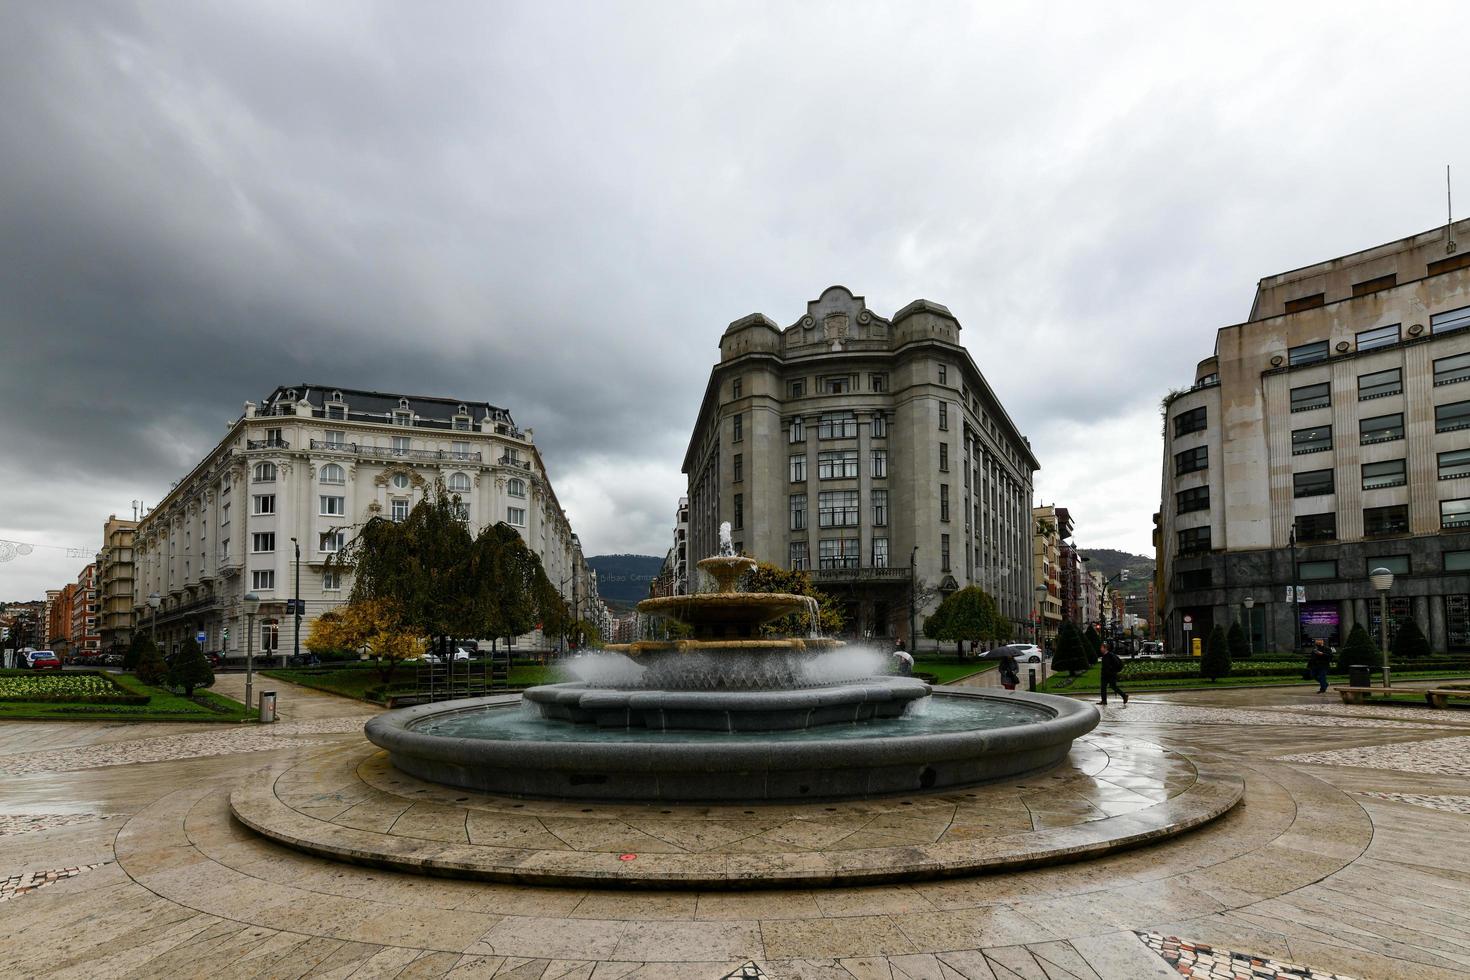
left=3, top=0, right=1469, bottom=597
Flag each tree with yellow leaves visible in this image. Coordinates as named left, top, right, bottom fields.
left=306, top=598, right=423, bottom=682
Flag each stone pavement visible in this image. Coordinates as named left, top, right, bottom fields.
left=1, top=676, right=1468, bottom=977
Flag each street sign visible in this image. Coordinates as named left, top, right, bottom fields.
left=196, top=631, right=207, bottom=645
left=1183, top=615, right=1193, bottom=625
left=286, top=599, right=307, bottom=616
left=1286, top=586, right=1306, bottom=603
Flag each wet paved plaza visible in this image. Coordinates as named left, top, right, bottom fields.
left=3, top=674, right=1470, bottom=978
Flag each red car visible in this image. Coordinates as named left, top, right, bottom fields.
left=23, top=650, right=63, bottom=670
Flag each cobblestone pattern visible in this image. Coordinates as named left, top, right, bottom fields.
left=1361, top=791, right=1470, bottom=814
left=0, top=730, right=329, bottom=776
left=1278, top=735, right=1470, bottom=776
left=1104, top=701, right=1435, bottom=730
left=0, top=863, right=111, bottom=903
left=1269, top=702, right=1470, bottom=725
left=1137, top=932, right=1357, bottom=979
left=0, top=813, right=101, bottom=837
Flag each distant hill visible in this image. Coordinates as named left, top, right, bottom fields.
left=1078, top=549, right=1154, bottom=596
left=587, top=554, right=665, bottom=610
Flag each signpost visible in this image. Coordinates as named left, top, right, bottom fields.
left=1183, top=614, right=1197, bottom=657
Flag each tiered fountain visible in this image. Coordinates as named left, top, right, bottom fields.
left=365, top=525, right=1098, bottom=802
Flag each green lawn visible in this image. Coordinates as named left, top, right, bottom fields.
left=914, top=659, right=993, bottom=684
left=261, top=660, right=558, bottom=704
left=0, top=670, right=254, bottom=722
left=1039, top=662, right=1470, bottom=695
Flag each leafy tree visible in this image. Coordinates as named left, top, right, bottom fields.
left=135, top=640, right=168, bottom=686
left=1391, top=618, right=1431, bottom=661
left=124, top=632, right=155, bottom=670
left=740, top=563, right=845, bottom=636
left=923, top=587, right=1005, bottom=656
left=1200, top=624, right=1231, bottom=681
left=1083, top=625, right=1102, bottom=665
left=1227, top=621, right=1250, bottom=661
left=468, top=523, right=563, bottom=647
left=567, top=618, right=604, bottom=648
left=1051, top=621, right=1089, bottom=676
left=307, top=599, right=423, bottom=682
left=1338, top=623, right=1377, bottom=674
left=167, top=636, right=214, bottom=696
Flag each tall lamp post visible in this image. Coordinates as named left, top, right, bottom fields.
left=147, top=592, right=161, bottom=648
left=1033, top=584, right=1048, bottom=647
left=1369, top=567, right=1394, bottom=688
left=289, top=537, right=300, bottom=668
left=1242, top=596, right=1254, bottom=657
left=243, top=592, right=260, bottom=710
left=909, top=546, right=919, bottom=653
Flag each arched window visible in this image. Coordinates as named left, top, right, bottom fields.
left=447, top=472, right=472, bottom=493
left=320, top=463, right=345, bottom=485
left=391, top=472, right=410, bottom=490
left=507, top=478, right=526, bottom=498
left=252, top=462, right=276, bottom=483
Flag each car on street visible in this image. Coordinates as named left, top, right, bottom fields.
left=23, top=650, right=63, bottom=670
left=1135, top=641, right=1168, bottom=658
left=982, top=643, right=1048, bottom=663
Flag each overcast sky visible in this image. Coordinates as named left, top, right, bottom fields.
left=3, top=1, right=1469, bottom=600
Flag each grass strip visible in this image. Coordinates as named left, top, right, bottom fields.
left=0, top=671, right=254, bottom=722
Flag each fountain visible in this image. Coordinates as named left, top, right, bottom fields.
left=364, top=524, right=1099, bottom=802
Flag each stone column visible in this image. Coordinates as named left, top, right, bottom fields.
left=1429, top=595, right=1447, bottom=654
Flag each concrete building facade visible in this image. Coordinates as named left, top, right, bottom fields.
left=1031, top=505, right=1063, bottom=642
left=1160, top=220, right=1470, bottom=654
left=70, top=563, right=99, bottom=656
left=133, top=385, right=598, bottom=659
left=96, top=515, right=138, bottom=655
left=682, top=286, right=1038, bottom=646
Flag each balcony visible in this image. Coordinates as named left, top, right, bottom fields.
left=810, top=566, right=913, bottom=585
left=498, top=455, right=532, bottom=470
left=246, top=439, right=289, bottom=450
left=309, top=439, right=482, bottom=463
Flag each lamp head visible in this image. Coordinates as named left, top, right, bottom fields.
left=147, top=592, right=161, bottom=609
left=1368, top=567, right=1394, bottom=593
left=243, top=592, right=261, bottom=616
left=1243, top=596, right=1254, bottom=609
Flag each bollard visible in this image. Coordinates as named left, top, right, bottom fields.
left=1027, top=668, right=1037, bottom=692
left=259, top=691, right=277, bottom=723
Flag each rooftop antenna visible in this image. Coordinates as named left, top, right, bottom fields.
left=1449, top=164, right=1458, bottom=255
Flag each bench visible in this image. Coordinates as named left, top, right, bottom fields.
left=1334, top=686, right=1396, bottom=705
left=1423, top=688, right=1470, bottom=709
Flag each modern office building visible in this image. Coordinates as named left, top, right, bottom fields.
left=133, top=385, right=598, bottom=659
left=682, top=286, right=1038, bottom=645
left=1159, top=219, right=1470, bottom=654
left=96, top=514, right=138, bottom=655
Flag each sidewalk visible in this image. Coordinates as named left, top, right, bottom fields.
left=210, top=672, right=378, bottom=722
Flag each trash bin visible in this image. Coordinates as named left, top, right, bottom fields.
left=1348, top=665, right=1371, bottom=688
left=259, top=691, right=277, bottom=723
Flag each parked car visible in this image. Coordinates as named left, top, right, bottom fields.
left=205, top=652, right=223, bottom=669
left=23, top=650, right=63, bottom=671
left=1136, top=641, right=1168, bottom=658
left=983, top=644, right=1048, bottom=664
left=99, top=653, right=124, bottom=666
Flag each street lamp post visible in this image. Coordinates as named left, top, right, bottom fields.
left=243, top=592, right=260, bottom=710
left=1242, top=596, right=1254, bottom=658
left=290, top=537, right=300, bottom=668
left=1369, top=567, right=1394, bottom=688
left=147, top=592, right=161, bottom=649
left=909, top=546, right=919, bottom=653
left=1288, top=527, right=1303, bottom=652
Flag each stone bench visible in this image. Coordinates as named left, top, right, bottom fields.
left=1334, top=686, right=1396, bottom=705
left=1423, top=688, right=1470, bottom=709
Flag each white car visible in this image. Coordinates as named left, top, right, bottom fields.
left=986, top=644, right=1047, bottom=663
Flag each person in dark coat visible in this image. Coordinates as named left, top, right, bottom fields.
left=1308, top=640, right=1332, bottom=693
left=998, top=652, right=1020, bottom=691
left=1100, top=641, right=1128, bottom=704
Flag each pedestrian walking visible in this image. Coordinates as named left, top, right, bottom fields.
left=891, top=650, right=914, bottom=676
left=1100, top=641, right=1128, bottom=704
left=1308, top=640, right=1332, bottom=693
left=998, top=651, right=1020, bottom=691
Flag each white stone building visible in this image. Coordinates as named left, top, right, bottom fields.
left=133, top=385, right=597, bottom=660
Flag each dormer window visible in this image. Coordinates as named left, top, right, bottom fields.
left=453, top=415, right=471, bottom=431
left=393, top=410, right=412, bottom=426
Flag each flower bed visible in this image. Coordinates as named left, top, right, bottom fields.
left=0, top=670, right=149, bottom=705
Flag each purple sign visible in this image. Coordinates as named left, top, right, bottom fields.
left=1299, top=602, right=1339, bottom=640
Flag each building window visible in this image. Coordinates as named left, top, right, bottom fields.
left=326, top=404, right=346, bottom=421
left=253, top=462, right=277, bottom=482
left=253, top=494, right=276, bottom=515
left=1359, top=413, right=1404, bottom=444
left=1291, top=424, right=1332, bottom=455
left=1352, top=274, right=1397, bottom=296
left=320, top=463, right=346, bottom=485
left=871, top=449, right=887, bottom=478
left=1431, top=304, right=1470, bottom=335
left=872, top=537, right=889, bottom=568
left=507, top=478, right=526, bottom=498
left=1290, top=383, right=1331, bottom=413
left=818, top=537, right=860, bottom=569
left=1439, top=449, right=1470, bottom=481
left=320, top=530, right=344, bottom=553
left=1295, top=511, right=1336, bottom=542
left=251, top=532, right=275, bottom=553
left=1362, top=459, right=1407, bottom=490
left=818, top=413, right=857, bottom=439
left=1436, top=400, right=1470, bottom=433
left=322, top=570, right=340, bottom=591
left=789, top=494, right=807, bottom=531
left=788, top=379, right=806, bottom=398
left=1293, top=469, right=1334, bottom=498
left=940, top=533, right=951, bottom=571
left=393, top=410, right=412, bottom=426
left=1178, top=526, right=1211, bottom=555
left=391, top=498, right=409, bottom=522
left=1435, top=352, right=1470, bottom=387
left=1359, top=368, right=1402, bottom=400
left=251, top=570, right=275, bottom=591
left=1175, top=486, right=1210, bottom=514
left=1298, top=560, right=1337, bottom=580
left=1443, top=498, right=1470, bottom=529
left=391, top=436, right=410, bottom=455
left=320, top=495, right=345, bottom=517
left=221, top=538, right=229, bottom=560
left=264, top=427, right=285, bottom=447
left=1177, top=569, right=1213, bottom=590
left=870, top=373, right=888, bottom=392
left=1173, top=406, right=1207, bottom=434
left=872, top=489, right=888, bottom=526
left=733, top=493, right=743, bottom=530
left=818, top=450, right=858, bottom=479
left=1446, top=550, right=1470, bottom=571
left=1285, top=293, right=1325, bottom=313
left=789, top=455, right=806, bottom=482
left=938, top=403, right=950, bottom=431
left=391, top=472, right=411, bottom=490
left=1355, top=323, right=1400, bottom=351
left=938, top=364, right=948, bottom=385
left=789, top=418, right=805, bottom=443
left=939, top=484, right=950, bottom=522
left=731, top=414, right=743, bottom=443
left=822, top=375, right=852, bottom=394
left=452, top=441, right=472, bottom=459
left=731, top=378, right=742, bottom=399
left=447, top=472, right=471, bottom=493
left=453, top=416, right=471, bottom=431
left=939, top=442, right=949, bottom=471
left=732, top=454, right=743, bottom=483
left=1364, top=504, right=1409, bottom=536
left=789, top=541, right=808, bottom=570
left=1368, top=555, right=1410, bottom=575
left=260, top=619, right=279, bottom=651
left=818, top=490, right=859, bottom=528
left=871, top=414, right=887, bottom=438
left=508, top=507, right=527, bottom=526
left=1174, top=446, right=1208, bottom=475
left=1288, top=340, right=1330, bottom=366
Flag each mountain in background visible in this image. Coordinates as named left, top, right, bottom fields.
left=587, top=554, right=664, bottom=612
left=1077, top=548, right=1155, bottom=596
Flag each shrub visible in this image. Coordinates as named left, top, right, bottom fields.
left=124, top=633, right=155, bottom=671
left=1051, top=621, right=1089, bottom=677
left=1391, top=619, right=1431, bottom=661
left=1338, top=623, right=1377, bottom=674
left=1200, top=624, right=1231, bottom=681
left=167, top=637, right=215, bottom=696
left=1082, top=625, right=1102, bottom=665
left=135, top=641, right=169, bottom=686
left=1227, top=621, right=1250, bottom=661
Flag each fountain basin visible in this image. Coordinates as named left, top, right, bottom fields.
left=363, top=689, right=1100, bottom=803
